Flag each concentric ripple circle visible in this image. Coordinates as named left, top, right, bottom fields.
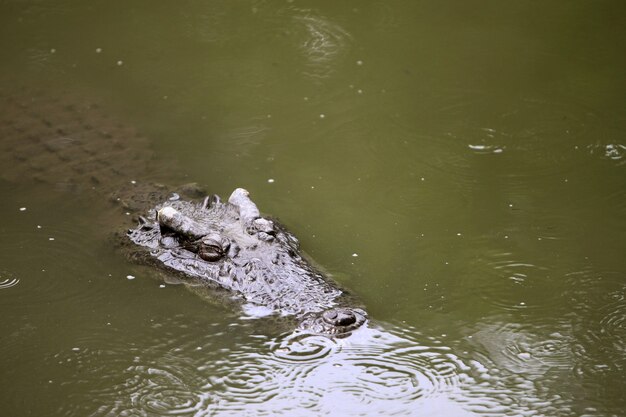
left=271, top=331, right=339, bottom=362
left=0, top=271, right=19, bottom=290
left=126, top=365, right=206, bottom=416
left=467, top=250, right=561, bottom=311
left=565, top=269, right=626, bottom=377
left=50, top=314, right=228, bottom=417
left=200, top=325, right=468, bottom=416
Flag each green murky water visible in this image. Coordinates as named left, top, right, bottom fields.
left=1, top=1, right=625, bottom=416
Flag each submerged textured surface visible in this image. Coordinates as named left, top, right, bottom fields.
left=0, top=88, right=149, bottom=192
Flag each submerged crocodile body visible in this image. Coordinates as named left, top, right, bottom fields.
left=0, top=86, right=367, bottom=336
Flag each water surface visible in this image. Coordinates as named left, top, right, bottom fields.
left=1, top=1, right=625, bottom=416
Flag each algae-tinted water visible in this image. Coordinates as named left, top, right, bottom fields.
left=0, top=1, right=625, bottom=416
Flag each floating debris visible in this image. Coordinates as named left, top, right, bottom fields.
left=468, top=144, right=505, bottom=154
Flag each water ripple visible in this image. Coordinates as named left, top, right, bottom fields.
left=467, top=321, right=574, bottom=377
left=205, top=325, right=468, bottom=416
left=44, top=310, right=592, bottom=416
left=468, top=251, right=559, bottom=311
left=599, top=293, right=626, bottom=339
left=566, top=269, right=626, bottom=377
left=587, top=142, right=626, bottom=166
left=126, top=365, right=207, bottom=416
left=0, top=271, right=19, bottom=290
left=1, top=226, right=111, bottom=311
left=295, top=13, right=353, bottom=80
left=271, top=331, right=338, bottom=362
left=52, top=315, right=224, bottom=417
left=457, top=319, right=578, bottom=416
left=391, top=96, right=605, bottom=191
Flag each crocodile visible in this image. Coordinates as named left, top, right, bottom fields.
left=127, top=188, right=367, bottom=336
left=0, top=85, right=367, bottom=336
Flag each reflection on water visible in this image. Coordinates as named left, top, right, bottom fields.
left=47, top=313, right=614, bottom=416
left=46, top=316, right=506, bottom=416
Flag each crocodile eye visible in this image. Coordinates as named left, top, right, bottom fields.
left=198, top=246, right=222, bottom=261
left=197, top=234, right=230, bottom=261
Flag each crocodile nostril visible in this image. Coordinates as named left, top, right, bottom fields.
left=337, top=312, right=356, bottom=326
left=322, top=308, right=356, bottom=327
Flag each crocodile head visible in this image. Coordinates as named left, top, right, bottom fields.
left=127, top=188, right=366, bottom=336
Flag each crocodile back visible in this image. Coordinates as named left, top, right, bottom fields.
left=0, top=87, right=146, bottom=187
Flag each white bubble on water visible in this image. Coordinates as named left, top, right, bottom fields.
left=116, top=60, right=123, bottom=66
left=126, top=275, right=135, bottom=280
left=95, top=48, right=102, bottom=53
